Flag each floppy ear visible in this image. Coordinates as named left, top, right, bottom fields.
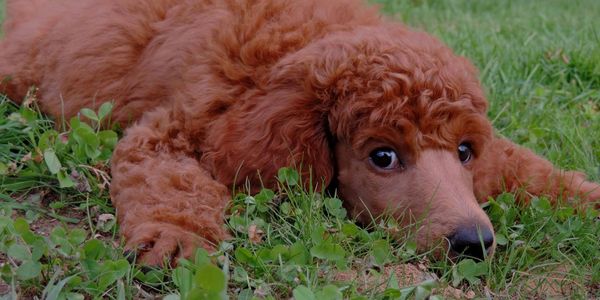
left=205, top=51, right=336, bottom=191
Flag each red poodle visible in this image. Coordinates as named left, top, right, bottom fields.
left=1, top=0, right=598, bottom=264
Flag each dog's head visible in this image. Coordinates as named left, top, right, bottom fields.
left=213, top=24, right=496, bottom=258
left=323, top=27, right=495, bottom=259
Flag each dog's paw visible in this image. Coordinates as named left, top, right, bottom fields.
left=583, top=181, right=600, bottom=208
left=567, top=180, right=600, bottom=210
left=123, top=222, right=214, bottom=266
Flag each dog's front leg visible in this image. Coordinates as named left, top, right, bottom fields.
left=110, top=107, right=230, bottom=265
left=472, top=137, right=600, bottom=208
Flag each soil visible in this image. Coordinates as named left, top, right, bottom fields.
left=0, top=253, right=9, bottom=296
left=520, top=265, right=584, bottom=298
left=0, top=283, right=9, bottom=297
left=333, top=262, right=475, bottom=299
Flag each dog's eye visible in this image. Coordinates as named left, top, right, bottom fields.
left=458, top=143, right=472, bottom=164
left=369, top=148, right=400, bottom=170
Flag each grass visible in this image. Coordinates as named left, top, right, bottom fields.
left=1, top=0, right=599, bottom=299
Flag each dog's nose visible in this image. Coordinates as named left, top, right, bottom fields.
left=448, top=224, right=494, bottom=260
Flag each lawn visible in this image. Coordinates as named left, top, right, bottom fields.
left=1, top=0, right=599, bottom=299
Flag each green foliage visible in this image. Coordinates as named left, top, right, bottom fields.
left=1, top=98, right=117, bottom=195
left=169, top=249, right=228, bottom=300
left=223, top=169, right=413, bottom=298
left=371, top=239, right=392, bottom=266
left=0, top=210, right=132, bottom=298
left=382, top=278, right=438, bottom=300
left=452, top=259, right=488, bottom=286
left=292, top=284, right=344, bottom=300
left=277, top=167, right=299, bottom=186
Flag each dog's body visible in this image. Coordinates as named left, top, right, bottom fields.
left=2, top=0, right=599, bottom=264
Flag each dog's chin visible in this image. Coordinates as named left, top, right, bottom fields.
left=445, top=247, right=496, bottom=262
left=413, top=238, right=496, bottom=262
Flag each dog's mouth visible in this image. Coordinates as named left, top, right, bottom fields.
left=406, top=219, right=496, bottom=261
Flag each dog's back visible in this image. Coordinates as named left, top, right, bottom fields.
left=0, top=0, right=381, bottom=124
left=1, top=0, right=186, bottom=122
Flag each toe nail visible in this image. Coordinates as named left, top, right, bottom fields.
left=123, top=250, right=136, bottom=263
left=138, top=242, right=152, bottom=252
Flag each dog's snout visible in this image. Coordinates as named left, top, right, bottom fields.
left=448, top=224, right=494, bottom=260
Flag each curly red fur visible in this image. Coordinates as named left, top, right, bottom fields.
left=2, top=0, right=598, bottom=264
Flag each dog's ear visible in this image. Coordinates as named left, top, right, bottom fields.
left=206, top=51, right=337, bottom=191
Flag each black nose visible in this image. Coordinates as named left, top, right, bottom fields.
left=448, top=224, right=494, bottom=260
